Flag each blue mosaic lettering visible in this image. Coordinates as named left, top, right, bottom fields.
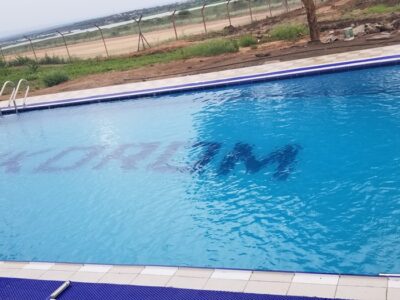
left=191, top=142, right=222, bottom=173
left=218, top=143, right=301, bottom=180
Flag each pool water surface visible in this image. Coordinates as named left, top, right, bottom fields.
left=0, top=65, right=400, bottom=275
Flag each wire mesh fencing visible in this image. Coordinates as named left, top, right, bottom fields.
left=0, top=0, right=331, bottom=63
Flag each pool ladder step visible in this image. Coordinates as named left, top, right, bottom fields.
left=0, top=79, right=30, bottom=115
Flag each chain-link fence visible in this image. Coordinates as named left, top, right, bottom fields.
left=0, top=0, right=329, bottom=62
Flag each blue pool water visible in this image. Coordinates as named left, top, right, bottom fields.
left=1, top=65, right=400, bottom=275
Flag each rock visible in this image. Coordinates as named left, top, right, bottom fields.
left=366, top=32, right=393, bottom=41
left=353, top=25, right=366, bottom=36
left=382, top=23, right=395, bottom=31
left=333, top=30, right=345, bottom=40
left=375, top=23, right=385, bottom=31
left=321, top=34, right=339, bottom=44
left=391, top=19, right=400, bottom=29
left=365, top=23, right=380, bottom=34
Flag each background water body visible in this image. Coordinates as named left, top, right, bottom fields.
left=1, top=66, right=400, bottom=275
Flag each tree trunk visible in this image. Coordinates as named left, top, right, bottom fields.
left=301, top=0, right=320, bottom=42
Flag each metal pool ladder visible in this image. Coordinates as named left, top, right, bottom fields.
left=0, top=79, right=30, bottom=115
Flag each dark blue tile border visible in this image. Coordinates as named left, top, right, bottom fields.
left=1, top=54, right=400, bottom=116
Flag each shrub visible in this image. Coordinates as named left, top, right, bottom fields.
left=26, top=73, right=39, bottom=81
left=42, top=71, right=69, bottom=87
left=27, top=60, right=39, bottom=73
left=39, top=54, right=66, bottom=65
left=238, top=35, right=257, bottom=47
left=182, top=39, right=239, bottom=58
left=9, top=56, right=36, bottom=67
left=269, top=24, right=308, bottom=41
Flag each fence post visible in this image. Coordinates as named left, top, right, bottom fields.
left=94, top=25, right=110, bottom=59
left=0, top=45, right=5, bottom=63
left=226, top=0, right=232, bottom=26
left=247, top=0, right=254, bottom=23
left=24, top=36, right=38, bottom=62
left=56, top=31, right=72, bottom=63
left=134, top=15, right=151, bottom=52
left=282, top=0, right=289, bottom=13
left=267, top=0, right=272, bottom=17
left=201, top=3, right=208, bottom=35
left=171, top=10, right=178, bottom=40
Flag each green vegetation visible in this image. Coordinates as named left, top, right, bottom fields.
left=0, top=59, right=6, bottom=69
left=343, top=4, right=400, bottom=19
left=0, top=39, right=239, bottom=91
left=238, top=35, right=257, bottom=47
left=177, top=10, right=192, bottom=18
left=364, top=4, right=400, bottom=14
left=8, top=55, right=66, bottom=67
left=182, top=39, right=239, bottom=57
left=269, top=23, right=308, bottom=41
left=42, top=71, right=70, bottom=87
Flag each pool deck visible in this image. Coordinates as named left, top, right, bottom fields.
left=1, top=45, right=400, bottom=299
left=0, top=261, right=399, bottom=299
left=1, top=44, right=399, bottom=112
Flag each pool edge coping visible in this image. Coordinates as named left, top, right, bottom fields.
left=1, top=53, right=400, bottom=115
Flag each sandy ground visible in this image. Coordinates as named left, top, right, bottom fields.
left=5, top=5, right=302, bottom=60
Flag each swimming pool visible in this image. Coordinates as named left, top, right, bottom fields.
left=1, top=64, right=399, bottom=275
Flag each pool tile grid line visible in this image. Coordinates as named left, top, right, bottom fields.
left=0, top=44, right=399, bottom=115
left=1, top=262, right=400, bottom=299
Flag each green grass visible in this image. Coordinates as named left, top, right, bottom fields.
left=0, top=39, right=239, bottom=91
left=42, top=71, right=70, bottom=87
left=182, top=39, right=239, bottom=57
left=238, top=35, right=258, bottom=47
left=364, top=4, right=400, bottom=14
left=269, top=23, right=308, bottom=41
left=343, top=4, right=400, bottom=19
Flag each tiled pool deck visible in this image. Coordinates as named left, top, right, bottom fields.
left=0, top=262, right=400, bottom=299
left=1, top=44, right=400, bottom=299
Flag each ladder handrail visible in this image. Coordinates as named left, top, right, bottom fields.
left=0, top=80, right=16, bottom=99
left=9, top=79, right=30, bottom=107
left=0, top=81, right=16, bottom=115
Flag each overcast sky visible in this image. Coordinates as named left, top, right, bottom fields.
left=0, top=0, right=177, bottom=39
